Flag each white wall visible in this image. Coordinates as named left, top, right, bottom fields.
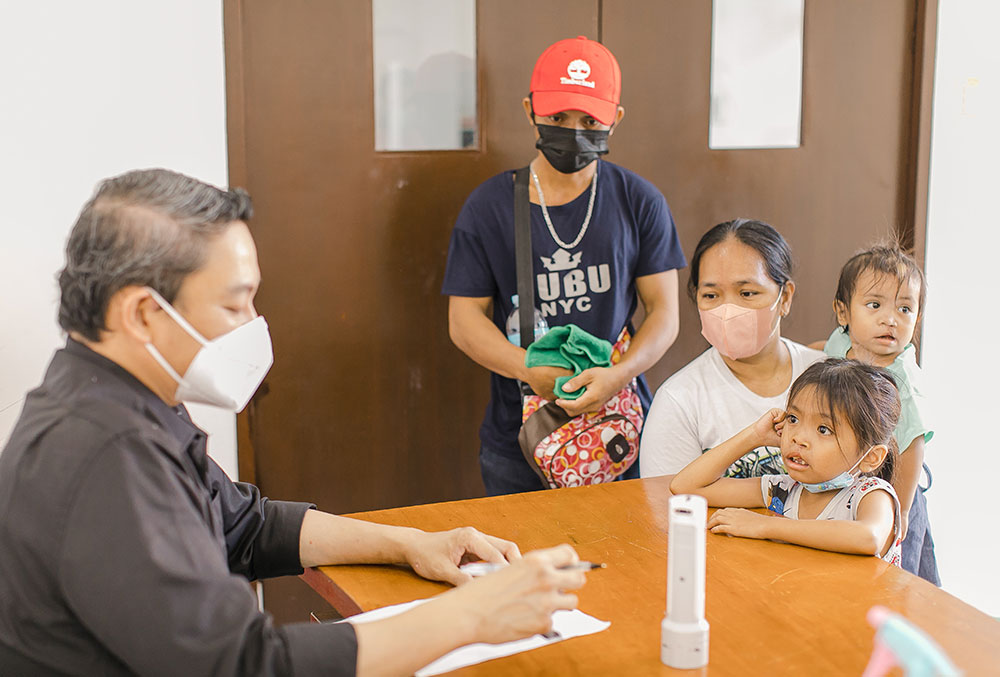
left=0, top=1, right=237, bottom=479
left=922, top=0, right=1000, bottom=616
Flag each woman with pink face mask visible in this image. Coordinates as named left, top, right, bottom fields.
left=639, top=219, right=825, bottom=479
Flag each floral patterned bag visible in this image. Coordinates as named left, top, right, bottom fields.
left=517, top=328, right=644, bottom=488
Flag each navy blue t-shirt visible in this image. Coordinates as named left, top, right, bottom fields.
left=442, top=160, right=687, bottom=459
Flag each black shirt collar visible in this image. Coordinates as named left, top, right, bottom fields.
left=61, top=338, right=205, bottom=452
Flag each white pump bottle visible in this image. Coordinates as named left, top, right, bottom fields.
left=661, top=494, right=710, bottom=669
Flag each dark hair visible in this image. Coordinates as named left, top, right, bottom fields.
left=57, top=168, right=253, bottom=341
left=835, top=242, right=927, bottom=322
left=787, top=358, right=900, bottom=484
left=687, top=218, right=793, bottom=300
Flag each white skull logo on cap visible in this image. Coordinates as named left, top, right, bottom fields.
left=566, top=59, right=591, bottom=81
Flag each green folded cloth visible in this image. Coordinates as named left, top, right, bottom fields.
left=524, top=324, right=613, bottom=400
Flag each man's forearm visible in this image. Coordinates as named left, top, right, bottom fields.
left=613, top=304, right=679, bottom=384
left=352, top=593, right=476, bottom=677
left=613, top=269, right=680, bottom=383
left=299, top=510, right=420, bottom=569
left=448, top=297, right=528, bottom=381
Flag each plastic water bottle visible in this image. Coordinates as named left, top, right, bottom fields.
left=505, top=294, right=549, bottom=346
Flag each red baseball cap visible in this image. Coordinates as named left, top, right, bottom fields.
left=530, top=36, right=622, bottom=126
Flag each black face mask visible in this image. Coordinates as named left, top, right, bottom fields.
left=534, top=123, right=610, bottom=174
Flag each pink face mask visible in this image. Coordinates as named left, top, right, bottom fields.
left=699, top=290, right=782, bottom=359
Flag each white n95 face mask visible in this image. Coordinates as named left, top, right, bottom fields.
left=144, top=287, right=273, bottom=412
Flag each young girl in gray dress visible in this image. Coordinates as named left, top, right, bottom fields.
left=671, top=359, right=903, bottom=564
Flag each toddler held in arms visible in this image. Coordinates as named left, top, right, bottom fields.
left=670, top=359, right=902, bottom=564
left=820, top=244, right=938, bottom=583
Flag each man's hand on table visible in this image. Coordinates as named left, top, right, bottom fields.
left=402, top=526, right=522, bottom=586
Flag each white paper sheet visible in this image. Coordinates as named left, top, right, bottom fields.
left=342, top=598, right=610, bottom=676
left=457, top=561, right=508, bottom=577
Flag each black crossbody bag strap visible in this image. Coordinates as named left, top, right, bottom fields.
left=513, top=167, right=537, bottom=397
left=514, top=167, right=534, bottom=351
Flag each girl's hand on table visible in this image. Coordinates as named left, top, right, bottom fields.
left=708, top=507, right=775, bottom=540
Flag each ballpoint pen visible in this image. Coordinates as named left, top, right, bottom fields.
left=459, top=561, right=606, bottom=576
left=560, top=561, right=606, bottom=571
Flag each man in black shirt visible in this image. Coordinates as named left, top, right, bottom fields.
left=0, top=169, right=586, bottom=676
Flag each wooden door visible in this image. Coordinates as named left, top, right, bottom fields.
left=225, top=0, right=934, bottom=516
left=224, top=0, right=600, bottom=514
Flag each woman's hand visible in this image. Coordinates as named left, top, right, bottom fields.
left=402, top=527, right=522, bottom=586
left=707, top=508, right=776, bottom=540
left=751, top=408, right=786, bottom=448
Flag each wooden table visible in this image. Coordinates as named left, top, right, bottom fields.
left=302, top=477, right=1000, bottom=675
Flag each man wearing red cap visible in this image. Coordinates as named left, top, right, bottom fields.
left=442, top=37, right=687, bottom=495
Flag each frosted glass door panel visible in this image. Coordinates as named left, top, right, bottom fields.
left=373, top=0, right=477, bottom=151
left=709, top=0, right=804, bottom=149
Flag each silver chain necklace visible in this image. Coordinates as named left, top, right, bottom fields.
left=530, top=166, right=597, bottom=250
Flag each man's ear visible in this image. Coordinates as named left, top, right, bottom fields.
left=112, top=286, right=158, bottom=344
left=834, top=299, right=850, bottom=327
left=779, top=280, right=796, bottom=317
left=609, top=105, right=625, bottom=134
left=522, top=97, right=535, bottom=125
